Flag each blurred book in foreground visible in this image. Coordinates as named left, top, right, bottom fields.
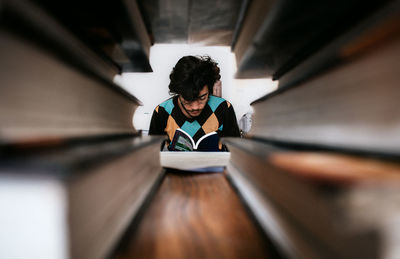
left=225, top=138, right=400, bottom=259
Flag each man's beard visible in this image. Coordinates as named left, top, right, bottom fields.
left=180, top=98, right=202, bottom=118
left=187, top=109, right=202, bottom=118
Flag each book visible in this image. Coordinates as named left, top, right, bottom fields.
left=232, top=0, right=389, bottom=78
left=224, top=137, right=400, bottom=259
left=162, top=130, right=229, bottom=172
left=0, top=136, right=164, bottom=259
left=0, top=30, right=139, bottom=144
left=246, top=2, right=400, bottom=155
left=0, top=0, right=152, bottom=145
left=169, top=129, right=220, bottom=152
left=248, top=34, right=400, bottom=156
left=25, top=0, right=152, bottom=73
left=1, top=0, right=121, bottom=81
left=276, top=0, right=400, bottom=90
left=160, top=151, right=230, bottom=172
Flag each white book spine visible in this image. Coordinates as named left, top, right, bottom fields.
left=0, top=175, right=68, bottom=259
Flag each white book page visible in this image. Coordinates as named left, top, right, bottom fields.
left=0, top=175, right=68, bottom=259
left=160, top=151, right=230, bottom=171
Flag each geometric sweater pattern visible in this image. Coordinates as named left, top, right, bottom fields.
left=149, top=95, right=240, bottom=144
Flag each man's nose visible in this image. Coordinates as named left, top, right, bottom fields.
left=189, top=101, right=200, bottom=110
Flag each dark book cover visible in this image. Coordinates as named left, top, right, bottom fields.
left=169, top=129, right=219, bottom=151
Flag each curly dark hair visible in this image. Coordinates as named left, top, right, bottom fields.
left=168, top=55, right=221, bottom=101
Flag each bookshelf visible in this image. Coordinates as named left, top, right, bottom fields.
left=227, top=1, right=400, bottom=258
left=1, top=0, right=400, bottom=258
left=0, top=1, right=161, bottom=259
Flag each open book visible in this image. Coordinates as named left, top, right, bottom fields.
left=162, top=129, right=229, bottom=172
left=169, top=128, right=219, bottom=151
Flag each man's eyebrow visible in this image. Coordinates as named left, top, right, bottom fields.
left=198, top=92, right=208, bottom=98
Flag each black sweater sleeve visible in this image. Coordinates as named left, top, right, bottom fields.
left=221, top=104, right=240, bottom=137
left=148, top=107, right=166, bottom=135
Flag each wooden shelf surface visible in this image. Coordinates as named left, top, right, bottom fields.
left=112, top=170, right=281, bottom=259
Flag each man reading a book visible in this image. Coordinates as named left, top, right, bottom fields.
left=149, top=55, right=240, bottom=151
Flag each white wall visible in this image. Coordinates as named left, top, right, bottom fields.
left=114, top=44, right=277, bottom=132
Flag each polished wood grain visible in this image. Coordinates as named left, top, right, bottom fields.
left=112, top=171, right=279, bottom=259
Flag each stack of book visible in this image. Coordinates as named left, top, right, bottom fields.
left=227, top=1, right=400, bottom=259
left=0, top=1, right=163, bottom=259
left=225, top=138, right=400, bottom=259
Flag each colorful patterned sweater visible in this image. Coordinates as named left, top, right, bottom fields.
left=149, top=95, right=240, bottom=145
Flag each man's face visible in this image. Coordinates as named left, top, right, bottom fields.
left=179, top=85, right=209, bottom=118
